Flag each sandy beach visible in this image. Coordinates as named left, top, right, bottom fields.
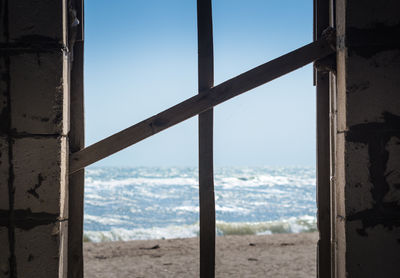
left=84, top=232, right=317, bottom=278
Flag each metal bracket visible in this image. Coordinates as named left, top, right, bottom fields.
left=315, top=53, right=336, bottom=74
left=315, top=27, right=336, bottom=74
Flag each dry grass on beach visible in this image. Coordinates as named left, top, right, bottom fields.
left=84, top=232, right=317, bottom=278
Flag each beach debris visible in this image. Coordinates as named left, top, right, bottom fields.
left=139, top=244, right=160, bottom=250
left=280, top=242, right=295, bottom=246
left=94, top=255, right=108, bottom=260
left=248, top=258, right=258, bottom=261
left=249, top=243, right=256, bottom=246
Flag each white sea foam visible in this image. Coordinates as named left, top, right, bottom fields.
left=83, top=166, right=317, bottom=241
left=85, top=214, right=133, bottom=226
left=174, top=205, right=199, bottom=213
left=86, top=177, right=198, bottom=188
left=84, top=224, right=200, bottom=242
left=84, top=215, right=317, bottom=242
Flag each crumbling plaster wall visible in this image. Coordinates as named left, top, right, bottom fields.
left=0, top=1, right=70, bottom=277
left=335, top=0, right=400, bottom=277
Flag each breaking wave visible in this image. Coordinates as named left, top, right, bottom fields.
left=84, top=216, right=317, bottom=242
left=83, top=166, right=317, bottom=242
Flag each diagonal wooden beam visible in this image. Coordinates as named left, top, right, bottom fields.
left=69, top=36, right=335, bottom=174
left=197, top=0, right=215, bottom=277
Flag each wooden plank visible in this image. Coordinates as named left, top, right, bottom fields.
left=69, top=37, right=335, bottom=174
left=67, top=40, right=85, bottom=278
left=197, top=0, right=215, bottom=277
left=328, top=2, right=336, bottom=277
left=75, top=0, right=84, bottom=42
left=316, top=71, right=331, bottom=278
left=329, top=72, right=337, bottom=278
left=315, top=0, right=332, bottom=277
left=69, top=0, right=84, bottom=42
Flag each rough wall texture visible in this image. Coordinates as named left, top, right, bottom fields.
left=0, top=1, right=69, bottom=277
left=335, top=0, right=400, bottom=277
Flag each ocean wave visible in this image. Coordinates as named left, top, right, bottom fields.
left=85, top=175, right=315, bottom=190
left=85, top=176, right=198, bottom=188
left=217, top=175, right=315, bottom=189
left=83, top=215, right=316, bottom=242
left=85, top=214, right=133, bottom=226
left=83, top=166, right=317, bottom=240
left=85, top=166, right=315, bottom=189
left=216, top=216, right=316, bottom=236
left=84, top=224, right=199, bottom=242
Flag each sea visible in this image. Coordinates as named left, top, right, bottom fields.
left=84, top=166, right=317, bottom=242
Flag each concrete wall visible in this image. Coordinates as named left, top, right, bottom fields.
left=0, top=1, right=69, bottom=277
left=334, top=0, right=400, bottom=277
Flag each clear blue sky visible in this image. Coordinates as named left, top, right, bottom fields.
left=84, top=0, right=315, bottom=167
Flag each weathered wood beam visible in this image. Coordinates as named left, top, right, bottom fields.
left=197, top=0, right=215, bottom=277
left=68, top=2, right=85, bottom=278
left=69, top=36, right=335, bottom=174
left=67, top=41, right=85, bottom=278
left=315, top=0, right=332, bottom=277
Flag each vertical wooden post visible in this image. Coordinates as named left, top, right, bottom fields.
left=328, top=2, right=336, bottom=277
left=68, top=0, right=85, bottom=277
left=315, top=0, right=332, bottom=277
left=197, top=0, right=215, bottom=277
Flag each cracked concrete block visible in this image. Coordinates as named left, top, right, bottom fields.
left=347, top=0, right=400, bottom=28
left=15, top=222, right=65, bottom=278
left=9, top=51, right=69, bottom=135
left=346, top=224, right=400, bottom=278
left=0, top=0, right=67, bottom=45
left=335, top=2, right=400, bottom=277
left=13, top=137, right=67, bottom=217
left=0, top=1, right=7, bottom=43
left=345, top=51, right=400, bottom=127
left=344, top=141, right=374, bottom=214
left=0, top=137, right=9, bottom=210
left=0, top=227, right=10, bottom=278
left=0, top=56, right=9, bottom=136
left=384, top=136, right=400, bottom=204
